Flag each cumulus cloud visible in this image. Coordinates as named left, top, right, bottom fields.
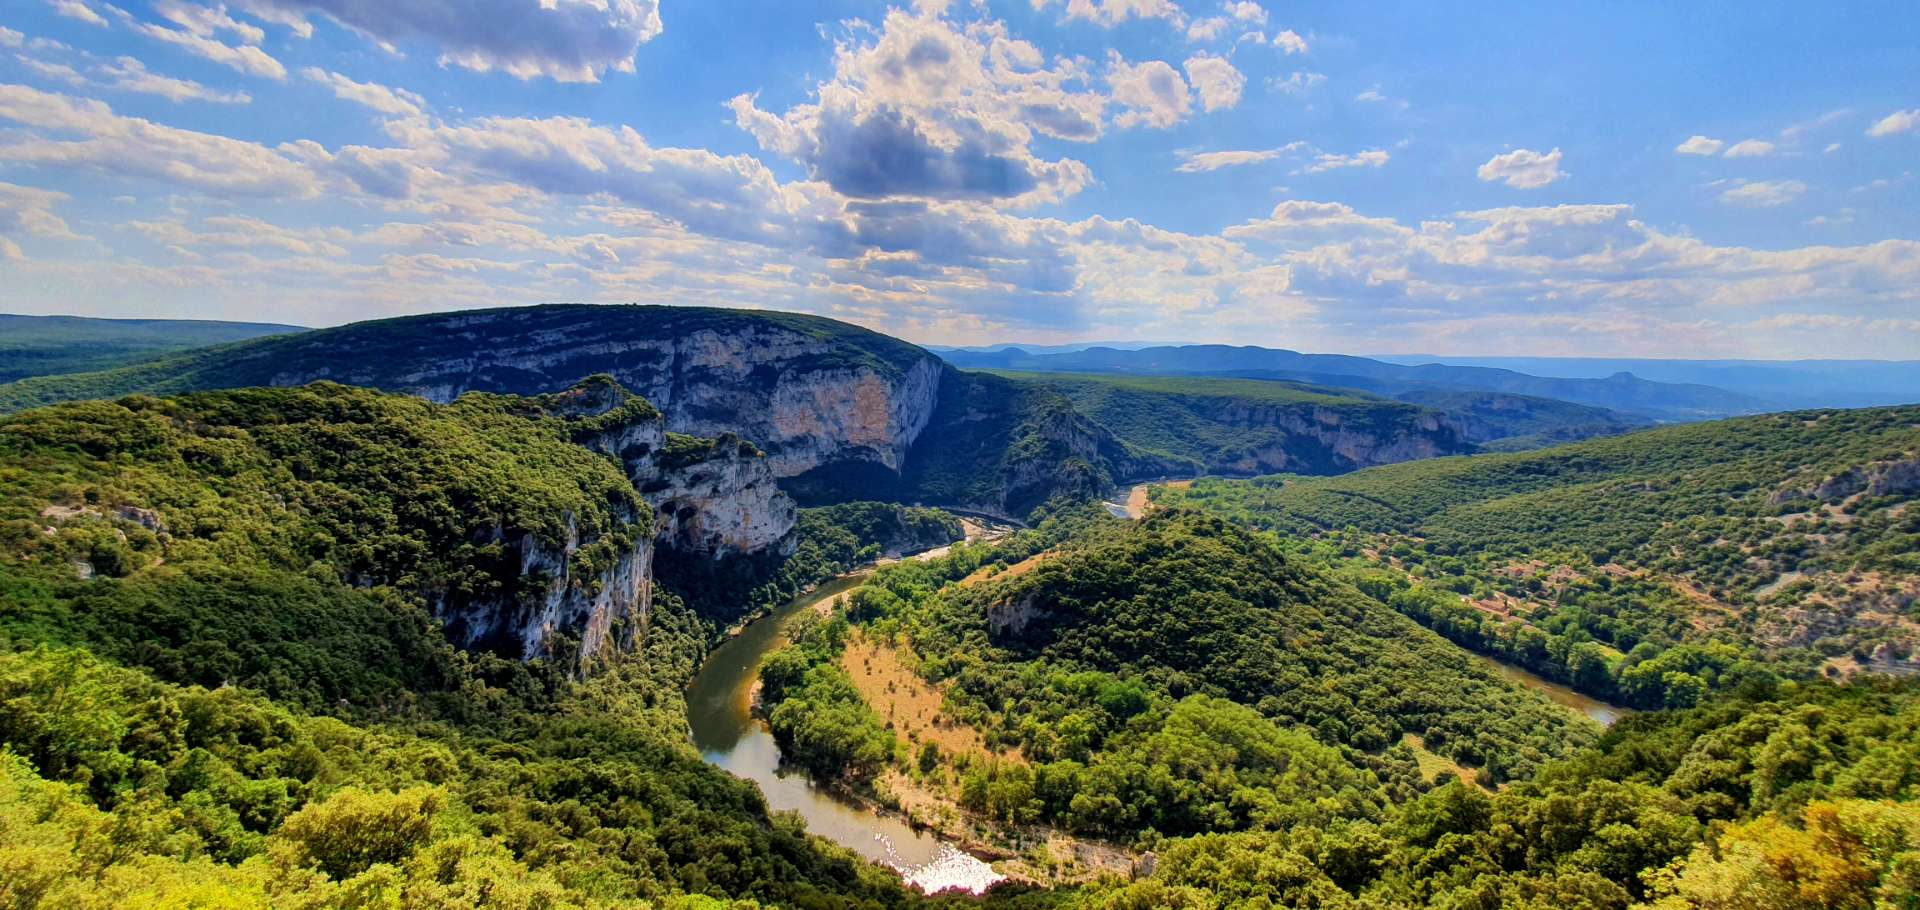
left=1719, top=179, right=1806, bottom=207
left=0, top=28, right=23, bottom=48
left=49, top=1, right=109, bottom=27
left=301, top=67, right=424, bottom=117
left=1300, top=148, right=1389, bottom=173
left=1181, top=53, right=1243, bottom=112
left=1867, top=109, right=1919, bottom=138
left=1224, top=2, right=1267, bottom=24
left=0, top=84, right=318, bottom=196
left=101, top=57, right=252, bottom=103
left=17, top=57, right=90, bottom=87
left=1272, top=29, right=1307, bottom=54
left=1477, top=147, right=1564, bottom=189
left=230, top=0, right=663, bottom=82
left=154, top=0, right=267, bottom=44
left=129, top=213, right=350, bottom=257
left=1184, top=17, right=1228, bottom=42
left=1722, top=138, right=1775, bottom=158
left=133, top=19, right=288, bottom=79
left=729, top=11, right=1116, bottom=206
left=1674, top=135, right=1723, bottom=156
left=1039, top=0, right=1187, bottom=28
left=1108, top=55, right=1191, bottom=128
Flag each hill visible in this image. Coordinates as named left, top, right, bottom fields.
left=3, top=305, right=1548, bottom=520
left=0, top=304, right=1113, bottom=514
left=1393, top=388, right=1652, bottom=451
left=994, top=371, right=1475, bottom=475
left=940, top=344, right=1766, bottom=422
left=0, top=313, right=301, bottom=383
left=1161, top=405, right=1920, bottom=706
left=0, top=382, right=944, bottom=908
left=763, top=508, right=1597, bottom=842
left=1378, top=354, right=1920, bottom=410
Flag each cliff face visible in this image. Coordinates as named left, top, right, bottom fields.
left=641, top=435, right=797, bottom=558
left=538, top=375, right=799, bottom=559
left=429, top=516, right=654, bottom=669
left=412, top=376, right=798, bottom=671
left=225, top=306, right=944, bottom=481
left=1178, top=403, right=1464, bottom=475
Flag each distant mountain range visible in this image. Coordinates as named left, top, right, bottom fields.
left=938, top=345, right=1772, bottom=422
left=1371, top=354, right=1920, bottom=410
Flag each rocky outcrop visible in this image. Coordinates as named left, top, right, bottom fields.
left=533, top=375, right=798, bottom=559
left=1770, top=454, right=1920, bottom=506
left=430, top=515, right=654, bottom=669
left=413, top=375, right=803, bottom=671
left=1200, top=405, right=1465, bottom=475
left=641, top=434, right=797, bottom=558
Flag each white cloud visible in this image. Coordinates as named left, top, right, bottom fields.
left=1477, top=147, right=1564, bottom=189
left=1272, top=29, right=1307, bottom=54
left=1267, top=70, right=1324, bottom=95
left=128, top=214, right=348, bottom=257
left=1824, top=142, right=1842, bottom=154
left=1108, top=55, right=1191, bottom=129
left=0, top=181, right=81, bottom=259
left=133, top=21, right=289, bottom=79
left=1300, top=148, right=1389, bottom=174
left=49, top=1, right=109, bottom=27
left=1175, top=146, right=1297, bottom=172
left=1722, top=138, right=1775, bottom=158
left=0, top=28, right=23, bottom=48
left=1674, top=135, right=1723, bottom=156
left=1044, top=0, right=1187, bottom=28
left=230, top=0, right=663, bottom=82
left=1867, top=109, right=1919, bottom=138
left=17, top=56, right=90, bottom=87
left=727, top=10, right=1104, bottom=206
left=1185, top=17, right=1228, bottom=42
left=154, top=0, right=267, bottom=45
left=101, top=57, right=252, bottom=103
left=1181, top=53, right=1243, bottom=113
left=1223, top=2, right=1267, bottom=25
left=301, top=67, right=424, bottom=117
left=0, top=85, right=319, bottom=196
left=1719, top=179, right=1806, bottom=207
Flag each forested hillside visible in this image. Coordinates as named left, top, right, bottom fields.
left=993, top=372, right=1474, bottom=475
left=940, top=344, right=1766, bottom=421
left=0, top=314, right=301, bottom=384
left=0, top=384, right=985, bottom=908
left=1161, top=405, right=1920, bottom=707
left=762, top=509, right=1595, bottom=841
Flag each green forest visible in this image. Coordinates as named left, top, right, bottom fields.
left=0, top=373, right=1916, bottom=909
left=1158, top=406, right=1920, bottom=708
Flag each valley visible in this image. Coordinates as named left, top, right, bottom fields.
left=0, top=304, right=1915, bottom=909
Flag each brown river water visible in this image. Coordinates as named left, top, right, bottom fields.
left=684, top=570, right=1003, bottom=894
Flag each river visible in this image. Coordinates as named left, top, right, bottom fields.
left=685, top=568, right=1005, bottom=894
left=1470, top=653, right=1633, bottom=726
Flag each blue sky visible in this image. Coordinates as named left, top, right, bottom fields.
left=0, top=0, right=1915, bottom=356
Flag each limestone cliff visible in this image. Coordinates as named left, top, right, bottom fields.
left=223, top=305, right=944, bottom=481
left=429, top=515, right=654, bottom=669
left=528, top=375, right=798, bottom=559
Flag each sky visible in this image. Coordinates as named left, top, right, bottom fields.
left=0, top=0, right=1915, bottom=357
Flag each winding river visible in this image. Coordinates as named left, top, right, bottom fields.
left=1471, top=654, right=1632, bottom=726
left=685, top=568, right=1004, bottom=894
